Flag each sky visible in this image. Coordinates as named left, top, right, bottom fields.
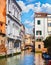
left=16, top=0, right=51, bottom=34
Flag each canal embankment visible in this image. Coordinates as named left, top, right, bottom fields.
left=0, top=52, right=21, bottom=59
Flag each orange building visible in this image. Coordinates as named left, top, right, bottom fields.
left=0, top=0, right=6, bottom=55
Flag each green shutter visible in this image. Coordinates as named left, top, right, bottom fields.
left=37, top=20, right=40, bottom=25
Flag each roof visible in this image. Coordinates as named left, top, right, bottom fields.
left=35, top=12, right=51, bottom=18
left=35, top=12, right=47, bottom=15
left=35, top=12, right=48, bottom=18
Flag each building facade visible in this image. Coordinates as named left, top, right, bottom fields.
left=47, top=14, right=51, bottom=35
left=0, top=0, right=6, bottom=55
left=20, top=24, right=25, bottom=50
left=35, top=12, right=51, bottom=41
left=6, top=0, right=22, bottom=54
left=34, top=12, right=51, bottom=52
left=0, top=0, right=22, bottom=55
left=25, top=34, right=33, bottom=45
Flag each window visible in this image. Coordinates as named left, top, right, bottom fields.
left=8, top=20, right=10, bottom=24
left=48, top=23, right=51, bottom=27
left=14, top=42, right=19, bottom=48
left=36, top=31, right=38, bottom=35
left=37, top=20, right=40, bottom=25
left=36, top=39, right=41, bottom=41
left=17, top=9, right=18, bottom=18
left=8, top=0, right=10, bottom=4
left=48, top=31, right=51, bottom=33
left=40, top=31, right=42, bottom=35
left=0, top=23, right=3, bottom=26
left=12, top=5, right=15, bottom=16
left=1, top=23, right=2, bottom=26
left=38, top=45, right=41, bottom=49
left=15, top=10, right=17, bottom=18
left=8, top=0, right=10, bottom=12
left=36, top=31, right=42, bottom=35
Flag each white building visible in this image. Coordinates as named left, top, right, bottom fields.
left=6, top=0, right=22, bottom=54
left=35, top=12, right=51, bottom=41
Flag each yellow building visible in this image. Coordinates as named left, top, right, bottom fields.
left=35, top=42, right=44, bottom=52
left=25, top=34, right=32, bottom=45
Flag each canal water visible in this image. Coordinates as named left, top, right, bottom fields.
left=0, top=52, right=47, bottom=65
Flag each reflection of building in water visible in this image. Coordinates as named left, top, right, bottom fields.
left=21, top=51, right=25, bottom=60
left=0, top=58, right=7, bottom=65
left=23, top=53, right=34, bottom=65
left=35, top=53, right=45, bottom=65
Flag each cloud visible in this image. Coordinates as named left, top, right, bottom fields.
left=17, top=1, right=51, bottom=13
left=24, top=20, right=34, bottom=34
left=34, top=2, right=42, bottom=12
left=33, top=2, right=51, bottom=13
left=25, top=27, right=33, bottom=34
left=41, top=3, right=51, bottom=13
left=24, top=20, right=34, bottom=27
left=24, top=20, right=30, bottom=24
left=17, top=1, right=34, bottom=13
left=31, top=13, right=34, bottom=19
left=17, top=1, right=41, bottom=13
left=17, top=1, right=51, bottom=34
left=26, top=0, right=35, bottom=2
left=17, top=1, right=27, bottom=12
left=28, top=21, right=34, bottom=26
left=25, top=27, right=29, bottom=33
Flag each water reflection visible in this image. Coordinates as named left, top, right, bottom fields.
left=0, top=55, right=21, bottom=65
left=22, top=52, right=34, bottom=65
left=35, top=53, right=45, bottom=65
left=0, top=58, right=7, bottom=65
left=0, top=52, right=48, bottom=65
left=7, top=55, right=21, bottom=65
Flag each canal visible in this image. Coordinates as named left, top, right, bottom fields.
left=0, top=51, right=47, bottom=65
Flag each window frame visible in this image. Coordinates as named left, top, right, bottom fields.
left=37, top=20, right=41, bottom=25
left=36, top=31, right=42, bottom=35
